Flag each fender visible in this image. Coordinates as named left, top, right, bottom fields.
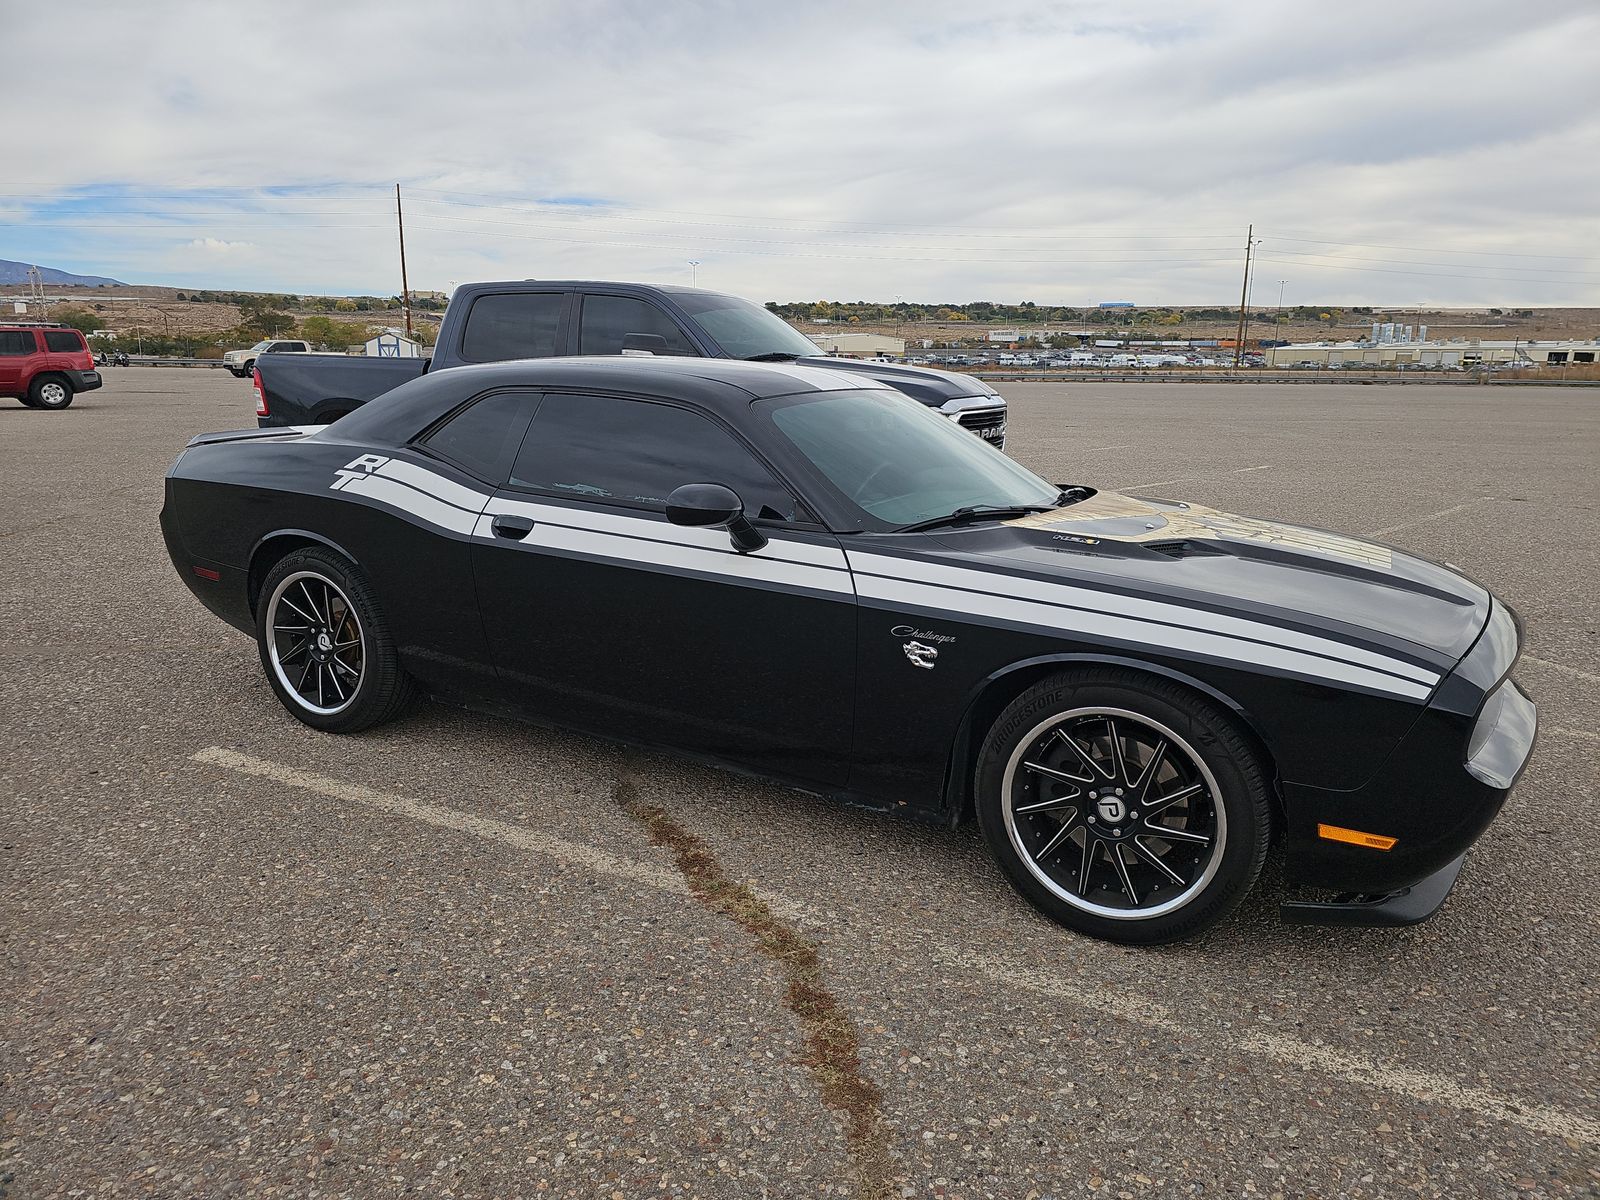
left=937, top=651, right=1281, bottom=826
left=247, top=528, right=362, bottom=612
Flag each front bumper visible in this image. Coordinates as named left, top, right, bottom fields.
left=1281, top=852, right=1468, bottom=927
left=1280, top=600, right=1536, bottom=906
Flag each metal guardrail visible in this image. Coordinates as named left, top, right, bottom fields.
left=110, top=357, right=230, bottom=368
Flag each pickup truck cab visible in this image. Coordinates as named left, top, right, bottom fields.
left=224, top=338, right=310, bottom=378
left=254, top=282, right=1008, bottom=446
left=0, top=324, right=102, bottom=409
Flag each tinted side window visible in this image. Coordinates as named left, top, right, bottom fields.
left=44, top=330, right=85, bottom=352
left=0, top=331, right=37, bottom=355
left=578, top=295, right=696, bottom=356
left=510, top=393, right=797, bottom=522
left=460, top=293, right=565, bottom=362
left=420, top=390, right=532, bottom=483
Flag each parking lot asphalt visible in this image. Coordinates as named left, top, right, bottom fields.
left=3, top=370, right=1597, bottom=1199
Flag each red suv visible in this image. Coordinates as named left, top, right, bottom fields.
left=0, top=324, right=103, bottom=410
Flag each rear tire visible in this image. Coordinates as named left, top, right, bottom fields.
left=28, top=375, right=73, bottom=410
left=975, top=668, right=1271, bottom=944
left=254, top=548, right=418, bottom=733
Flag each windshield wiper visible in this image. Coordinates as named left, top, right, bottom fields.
left=743, top=352, right=802, bottom=362
left=897, top=504, right=1057, bottom=533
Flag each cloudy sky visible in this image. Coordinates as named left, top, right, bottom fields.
left=5, top=0, right=1597, bottom=305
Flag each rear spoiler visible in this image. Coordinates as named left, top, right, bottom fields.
left=185, top=426, right=319, bottom=448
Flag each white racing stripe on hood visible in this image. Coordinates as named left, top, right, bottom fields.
left=849, top=551, right=1439, bottom=693
left=760, top=364, right=893, bottom=392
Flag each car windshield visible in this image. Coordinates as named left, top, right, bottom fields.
left=250, top=340, right=272, bottom=352
left=674, top=291, right=823, bottom=360
left=763, top=389, right=1058, bottom=527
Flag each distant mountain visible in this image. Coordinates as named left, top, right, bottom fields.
left=0, top=258, right=125, bottom=287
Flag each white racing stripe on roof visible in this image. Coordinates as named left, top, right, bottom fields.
left=337, top=473, right=482, bottom=535
left=848, top=551, right=1439, bottom=688
left=858, top=575, right=1433, bottom=700
left=472, top=511, right=853, bottom=595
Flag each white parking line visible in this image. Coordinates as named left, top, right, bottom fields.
left=190, top=745, right=1600, bottom=1147
left=1119, top=464, right=1271, bottom=491
left=1364, top=497, right=1495, bottom=540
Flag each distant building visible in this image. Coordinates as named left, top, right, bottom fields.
left=1265, top=338, right=1599, bottom=368
left=1097, top=301, right=1136, bottom=309
left=808, top=332, right=905, bottom=357
left=986, top=329, right=1022, bottom=343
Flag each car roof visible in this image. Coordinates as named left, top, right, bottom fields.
left=334, top=354, right=892, bottom=444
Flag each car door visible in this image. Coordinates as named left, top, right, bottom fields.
left=471, top=390, right=857, bottom=785
left=0, top=329, right=36, bottom=393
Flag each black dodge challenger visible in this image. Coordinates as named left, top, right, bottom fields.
left=162, top=357, right=1536, bottom=943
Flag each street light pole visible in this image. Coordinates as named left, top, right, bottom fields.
left=688, top=260, right=700, bottom=287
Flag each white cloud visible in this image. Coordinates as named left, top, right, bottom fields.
left=4, top=0, right=1597, bottom=304
left=182, top=238, right=257, bottom=255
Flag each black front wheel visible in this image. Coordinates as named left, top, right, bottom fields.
left=254, top=548, right=417, bottom=732
left=976, top=669, right=1271, bottom=944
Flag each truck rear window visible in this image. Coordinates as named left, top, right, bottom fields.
left=460, top=293, right=564, bottom=362
left=44, top=330, right=86, bottom=352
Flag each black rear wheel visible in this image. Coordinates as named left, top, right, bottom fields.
left=255, top=548, right=417, bottom=732
left=976, top=669, right=1271, bottom=944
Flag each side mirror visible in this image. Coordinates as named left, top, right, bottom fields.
left=666, top=483, right=768, bottom=553
left=621, top=333, right=670, bottom=356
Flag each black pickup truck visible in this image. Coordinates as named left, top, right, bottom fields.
left=253, top=281, right=1009, bottom=446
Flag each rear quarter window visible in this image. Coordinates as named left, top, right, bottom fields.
left=460, top=293, right=565, bottom=362
left=43, top=330, right=87, bottom=353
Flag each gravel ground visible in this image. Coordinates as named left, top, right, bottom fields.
left=2, top=370, right=1597, bottom=1199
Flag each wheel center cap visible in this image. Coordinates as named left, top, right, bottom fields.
left=1095, top=796, right=1128, bottom=825
left=315, top=631, right=333, bottom=653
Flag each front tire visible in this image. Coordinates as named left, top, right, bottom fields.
left=254, top=548, right=417, bottom=732
left=28, top=375, right=73, bottom=409
left=975, top=669, right=1270, bottom=944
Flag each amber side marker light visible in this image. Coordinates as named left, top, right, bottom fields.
left=1317, top=823, right=1398, bottom=851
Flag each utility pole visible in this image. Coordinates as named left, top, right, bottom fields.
left=396, top=184, right=415, bottom=340
left=688, top=260, right=700, bottom=287
left=1275, top=280, right=1287, bottom=336
left=1232, top=224, right=1253, bottom=368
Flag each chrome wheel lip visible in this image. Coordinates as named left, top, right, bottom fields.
left=265, top=570, right=364, bottom=716
left=1001, top=706, right=1227, bottom=921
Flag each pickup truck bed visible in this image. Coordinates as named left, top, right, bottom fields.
left=254, top=354, right=425, bottom=426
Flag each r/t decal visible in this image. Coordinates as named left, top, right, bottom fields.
left=330, top=454, right=390, bottom=490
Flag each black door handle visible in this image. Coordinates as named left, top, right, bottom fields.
left=491, top=514, right=535, bottom=541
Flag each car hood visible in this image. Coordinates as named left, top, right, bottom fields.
left=919, top=490, right=1490, bottom=670
left=793, top=355, right=999, bottom=406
